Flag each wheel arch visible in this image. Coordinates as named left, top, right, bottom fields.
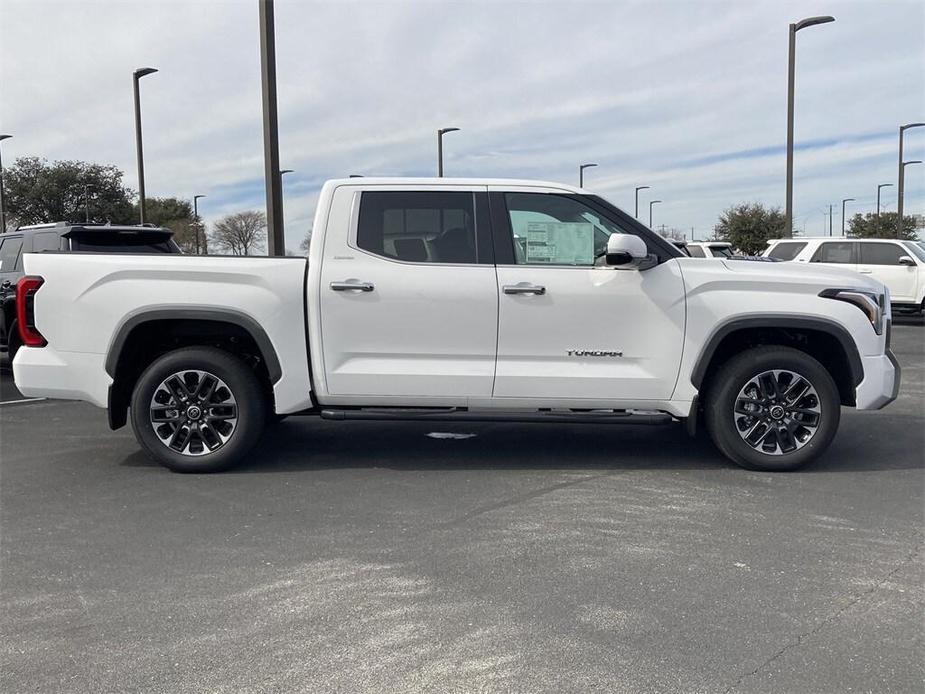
left=106, top=308, right=282, bottom=430
left=691, top=315, right=863, bottom=407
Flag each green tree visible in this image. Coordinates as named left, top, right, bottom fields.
left=846, top=212, right=917, bottom=240
left=3, top=156, right=135, bottom=230
left=210, top=211, right=266, bottom=255
left=135, top=197, right=205, bottom=253
left=713, top=203, right=785, bottom=255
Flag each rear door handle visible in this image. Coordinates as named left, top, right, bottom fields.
left=330, top=280, right=375, bottom=292
left=503, top=283, right=546, bottom=295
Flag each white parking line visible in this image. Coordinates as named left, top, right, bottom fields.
left=0, top=397, right=46, bottom=406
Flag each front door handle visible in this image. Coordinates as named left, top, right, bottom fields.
left=503, top=283, right=546, bottom=295
left=330, top=280, right=375, bottom=292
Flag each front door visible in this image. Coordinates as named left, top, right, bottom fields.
left=857, top=241, right=918, bottom=303
left=319, top=186, right=498, bottom=400
left=490, top=190, right=685, bottom=402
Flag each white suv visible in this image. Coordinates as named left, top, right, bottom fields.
left=764, top=237, right=925, bottom=313
left=686, top=241, right=735, bottom=258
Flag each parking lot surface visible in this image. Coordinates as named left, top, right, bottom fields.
left=2, top=320, right=923, bottom=693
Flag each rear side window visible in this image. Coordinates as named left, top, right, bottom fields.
left=357, top=191, right=477, bottom=264
left=32, top=232, right=62, bottom=252
left=859, top=242, right=906, bottom=266
left=69, top=233, right=179, bottom=253
left=0, top=237, right=24, bottom=272
left=811, top=242, right=854, bottom=264
left=687, top=245, right=706, bottom=258
left=709, top=245, right=734, bottom=258
left=768, top=241, right=807, bottom=261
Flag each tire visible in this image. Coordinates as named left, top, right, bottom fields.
left=129, top=347, right=267, bottom=473
left=704, top=346, right=840, bottom=471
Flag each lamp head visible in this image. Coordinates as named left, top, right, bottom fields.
left=794, top=16, right=835, bottom=31
left=438, top=127, right=460, bottom=136
left=134, top=67, right=158, bottom=79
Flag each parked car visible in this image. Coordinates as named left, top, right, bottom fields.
left=763, top=237, right=925, bottom=314
left=12, top=178, right=898, bottom=473
left=1, top=223, right=180, bottom=360
left=685, top=241, right=735, bottom=258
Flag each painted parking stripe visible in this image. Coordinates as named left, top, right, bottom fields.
left=0, top=397, right=46, bottom=405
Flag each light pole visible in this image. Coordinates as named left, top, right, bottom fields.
left=259, top=0, right=284, bottom=256
left=897, top=123, right=924, bottom=235
left=193, top=194, right=206, bottom=254
left=0, top=134, right=11, bottom=233
left=635, top=185, right=650, bottom=218
left=83, top=184, right=95, bottom=223
left=437, top=127, right=459, bottom=177
left=133, top=67, right=158, bottom=224
left=649, top=200, right=662, bottom=228
left=279, top=169, right=294, bottom=248
left=841, top=197, right=854, bottom=236
left=785, top=15, right=835, bottom=238
left=579, top=163, right=597, bottom=188
left=876, top=183, right=893, bottom=233
left=827, top=203, right=834, bottom=236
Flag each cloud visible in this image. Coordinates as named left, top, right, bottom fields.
left=1, top=0, right=923, bottom=248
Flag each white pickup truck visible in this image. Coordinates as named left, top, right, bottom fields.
left=12, top=178, right=899, bottom=473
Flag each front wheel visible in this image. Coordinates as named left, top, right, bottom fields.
left=704, top=346, right=840, bottom=471
left=130, top=347, right=267, bottom=473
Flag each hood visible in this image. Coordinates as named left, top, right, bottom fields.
left=718, top=258, right=885, bottom=292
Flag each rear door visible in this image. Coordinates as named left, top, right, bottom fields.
left=857, top=242, right=917, bottom=302
left=319, top=186, right=498, bottom=401
left=808, top=241, right=857, bottom=271
left=0, top=235, right=24, bottom=345
left=490, top=189, right=685, bottom=402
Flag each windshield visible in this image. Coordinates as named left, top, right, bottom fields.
left=903, top=241, right=925, bottom=262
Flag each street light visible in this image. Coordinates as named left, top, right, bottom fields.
left=897, top=123, right=925, bottom=235
left=437, top=127, right=460, bottom=177
left=876, top=183, right=894, bottom=233
left=0, top=134, right=11, bottom=233
left=841, top=197, right=854, bottom=236
left=649, top=199, right=662, bottom=228
left=784, top=15, right=835, bottom=238
left=259, top=0, right=284, bottom=257
left=635, top=185, right=650, bottom=219
left=83, top=184, right=95, bottom=223
left=133, top=67, right=158, bottom=224
left=279, top=169, right=294, bottom=246
left=579, top=163, right=597, bottom=188
left=193, top=194, right=206, bottom=254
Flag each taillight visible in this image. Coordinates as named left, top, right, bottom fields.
left=16, top=275, right=46, bottom=347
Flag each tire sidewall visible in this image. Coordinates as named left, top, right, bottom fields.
left=130, top=347, right=266, bottom=473
left=706, top=347, right=840, bottom=471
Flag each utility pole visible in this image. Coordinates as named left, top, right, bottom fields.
left=259, top=0, right=284, bottom=256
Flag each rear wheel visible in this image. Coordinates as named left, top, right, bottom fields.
left=130, top=347, right=267, bottom=473
left=704, top=346, right=840, bottom=471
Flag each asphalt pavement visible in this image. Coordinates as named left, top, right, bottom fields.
left=1, top=320, right=923, bottom=693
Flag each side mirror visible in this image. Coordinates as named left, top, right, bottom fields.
left=898, top=255, right=915, bottom=267
left=605, top=234, right=649, bottom=269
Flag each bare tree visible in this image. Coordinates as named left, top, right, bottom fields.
left=210, top=211, right=267, bottom=255
left=299, top=228, right=312, bottom=254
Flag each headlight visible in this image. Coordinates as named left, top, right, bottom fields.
left=819, top=288, right=884, bottom=335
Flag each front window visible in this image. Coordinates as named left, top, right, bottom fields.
left=859, top=242, right=907, bottom=266
left=504, top=193, right=630, bottom=266
left=768, top=241, right=807, bottom=261
left=901, top=241, right=925, bottom=263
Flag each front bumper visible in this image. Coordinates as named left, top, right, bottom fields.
left=12, top=346, right=111, bottom=408
left=855, top=350, right=900, bottom=410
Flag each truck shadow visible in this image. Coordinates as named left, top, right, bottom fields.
left=207, top=412, right=923, bottom=475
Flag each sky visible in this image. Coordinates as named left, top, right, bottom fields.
left=1, top=0, right=924, bottom=250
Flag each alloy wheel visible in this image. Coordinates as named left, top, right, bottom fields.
left=733, top=369, right=821, bottom=456
left=149, top=370, right=238, bottom=456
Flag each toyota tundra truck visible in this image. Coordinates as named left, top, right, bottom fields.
left=12, top=178, right=900, bottom=472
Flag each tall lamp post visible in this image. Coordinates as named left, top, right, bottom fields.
left=193, top=194, right=206, bottom=254
left=133, top=67, right=158, bottom=224
left=579, top=163, right=597, bottom=188
left=279, top=169, right=294, bottom=248
left=437, top=127, right=459, bottom=177
left=83, top=184, right=95, bottom=223
left=897, top=123, right=925, bottom=235
left=841, top=197, right=854, bottom=236
left=0, top=134, right=11, bottom=233
left=876, top=183, right=893, bottom=234
left=649, top=199, right=662, bottom=228
left=259, top=0, right=284, bottom=256
left=635, top=185, right=650, bottom=219
left=784, top=15, right=835, bottom=238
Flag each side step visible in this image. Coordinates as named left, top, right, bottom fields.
left=320, top=407, right=673, bottom=426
